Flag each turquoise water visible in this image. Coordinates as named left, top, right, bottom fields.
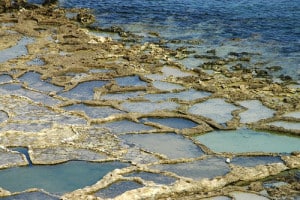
left=195, top=129, right=300, bottom=153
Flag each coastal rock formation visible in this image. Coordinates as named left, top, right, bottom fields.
left=0, top=3, right=299, bottom=200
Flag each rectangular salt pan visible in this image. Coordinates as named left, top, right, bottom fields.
left=195, top=129, right=300, bottom=153
left=120, top=133, right=204, bottom=159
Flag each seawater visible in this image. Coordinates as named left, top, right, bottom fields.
left=28, top=0, right=300, bottom=81
left=0, top=161, right=128, bottom=194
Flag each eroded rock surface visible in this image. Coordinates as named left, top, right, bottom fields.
left=0, top=4, right=299, bottom=200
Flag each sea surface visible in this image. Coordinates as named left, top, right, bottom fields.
left=29, top=0, right=299, bottom=81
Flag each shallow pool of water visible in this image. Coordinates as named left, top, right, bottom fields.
left=229, top=192, right=269, bottom=200
left=0, top=37, right=34, bottom=63
left=19, top=72, right=63, bottom=93
left=0, top=191, right=60, bottom=200
left=0, top=122, right=49, bottom=133
left=140, top=117, right=198, bottom=129
left=283, top=111, right=300, bottom=119
left=144, top=89, right=211, bottom=102
left=115, top=75, right=147, bottom=87
left=120, top=133, right=204, bottom=159
left=0, top=161, right=129, bottom=194
left=59, top=80, right=108, bottom=100
left=144, top=73, right=165, bottom=81
left=0, top=74, right=12, bottom=83
left=267, top=121, right=300, bottom=131
left=152, top=81, right=185, bottom=91
left=195, top=129, right=300, bottom=153
left=152, top=157, right=230, bottom=179
left=11, top=103, right=86, bottom=125
left=125, top=171, right=176, bottom=185
left=121, top=101, right=179, bottom=114
left=98, top=120, right=154, bottom=134
left=0, top=83, right=61, bottom=106
left=188, top=99, right=239, bottom=124
left=95, top=181, right=143, bottom=199
left=26, top=57, right=45, bottom=66
left=161, top=66, right=194, bottom=78
left=63, top=103, right=124, bottom=118
left=238, top=100, right=275, bottom=123
left=100, top=91, right=143, bottom=101
left=231, top=156, right=283, bottom=167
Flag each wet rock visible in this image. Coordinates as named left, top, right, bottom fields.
left=42, top=0, right=59, bottom=6
left=230, top=63, right=244, bottom=70
left=249, top=182, right=264, bottom=192
left=255, top=69, right=269, bottom=77
left=0, top=0, right=34, bottom=12
left=206, top=49, right=216, bottom=54
left=148, top=31, right=160, bottom=37
left=267, top=65, right=282, bottom=72
left=291, top=151, right=300, bottom=156
left=77, top=11, right=95, bottom=25
left=194, top=54, right=220, bottom=60
left=279, top=74, right=293, bottom=81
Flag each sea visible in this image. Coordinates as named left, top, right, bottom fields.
left=28, top=0, right=300, bottom=82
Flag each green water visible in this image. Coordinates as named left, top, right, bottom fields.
left=195, top=129, right=300, bottom=153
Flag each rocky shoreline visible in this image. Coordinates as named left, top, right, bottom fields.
left=0, top=2, right=299, bottom=200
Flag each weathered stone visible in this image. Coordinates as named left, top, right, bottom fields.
left=0, top=4, right=299, bottom=199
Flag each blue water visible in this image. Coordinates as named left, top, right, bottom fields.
left=28, top=0, right=299, bottom=80
left=0, top=161, right=129, bottom=194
